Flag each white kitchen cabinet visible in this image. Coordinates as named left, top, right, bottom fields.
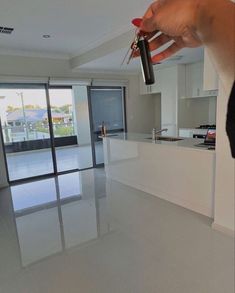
left=186, top=62, right=218, bottom=98
left=139, top=68, right=162, bottom=95
left=203, top=49, right=219, bottom=91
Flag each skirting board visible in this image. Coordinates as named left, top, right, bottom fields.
left=212, top=222, right=235, bottom=238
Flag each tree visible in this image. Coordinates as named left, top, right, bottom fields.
left=7, top=106, right=20, bottom=112
left=24, top=105, right=42, bottom=110
left=59, top=104, right=71, bottom=114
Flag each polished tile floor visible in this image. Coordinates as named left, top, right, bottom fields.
left=6, top=143, right=103, bottom=181
left=0, top=169, right=234, bottom=293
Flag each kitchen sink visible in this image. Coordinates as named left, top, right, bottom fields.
left=156, top=136, right=183, bottom=142
left=145, top=136, right=183, bottom=142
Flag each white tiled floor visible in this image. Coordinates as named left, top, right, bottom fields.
left=0, top=169, right=234, bottom=293
left=6, top=143, right=104, bottom=180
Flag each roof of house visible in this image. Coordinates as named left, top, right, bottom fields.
left=7, top=109, right=69, bottom=122
left=7, top=109, right=47, bottom=122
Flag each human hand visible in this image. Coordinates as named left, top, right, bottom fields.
left=139, top=0, right=203, bottom=63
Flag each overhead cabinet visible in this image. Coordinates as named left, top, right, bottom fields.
left=186, top=62, right=218, bottom=98
left=139, top=58, right=218, bottom=98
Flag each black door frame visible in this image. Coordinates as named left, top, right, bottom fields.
left=0, top=83, right=94, bottom=184
left=87, top=86, right=127, bottom=168
left=47, top=85, right=94, bottom=175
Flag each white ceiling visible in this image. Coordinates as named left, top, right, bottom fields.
left=0, top=0, right=204, bottom=73
left=79, top=47, right=204, bottom=73
left=0, top=0, right=152, bottom=57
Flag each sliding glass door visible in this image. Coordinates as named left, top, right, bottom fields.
left=88, top=87, right=126, bottom=166
left=49, top=86, right=93, bottom=172
left=0, top=83, right=126, bottom=181
left=0, top=85, right=54, bottom=181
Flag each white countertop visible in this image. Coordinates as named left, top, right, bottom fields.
left=104, top=132, right=215, bottom=153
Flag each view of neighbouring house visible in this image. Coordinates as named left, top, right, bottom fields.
left=3, top=107, right=75, bottom=143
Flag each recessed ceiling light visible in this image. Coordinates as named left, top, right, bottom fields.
left=43, top=35, right=51, bottom=38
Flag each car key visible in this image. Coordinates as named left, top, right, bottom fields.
left=137, top=36, right=155, bottom=85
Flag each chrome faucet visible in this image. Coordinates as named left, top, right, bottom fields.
left=155, top=128, right=168, bottom=135
left=152, top=128, right=168, bottom=140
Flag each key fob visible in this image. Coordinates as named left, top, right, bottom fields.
left=137, top=37, right=155, bottom=85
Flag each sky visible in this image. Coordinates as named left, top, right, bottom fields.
left=0, top=88, right=73, bottom=109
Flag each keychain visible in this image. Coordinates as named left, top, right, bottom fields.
left=122, top=18, right=155, bottom=85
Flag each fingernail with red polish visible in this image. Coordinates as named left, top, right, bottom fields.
left=132, top=18, right=142, bottom=28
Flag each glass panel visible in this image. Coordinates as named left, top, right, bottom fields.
left=16, top=207, right=62, bottom=267
left=89, top=87, right=125, bottom=165
left=58, top=172, right=82, bottom=200
left=60, top=170, right=98, bottom=249
left=49, top=86, right=93, bottom=172
left=0, top=86, right=54, bottom=181
left=11, top=177, right=61, bottom=267
left=11, top=178, right=57, bottom=212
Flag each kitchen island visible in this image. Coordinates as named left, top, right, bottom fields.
left=103, top=133, right=216, bottom=218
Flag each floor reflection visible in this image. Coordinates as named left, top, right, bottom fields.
left=10, top=169, right=110, bottom=267
left=0, top=168, right=233, bottom=293
left=7, top=145, right=95, bottom=181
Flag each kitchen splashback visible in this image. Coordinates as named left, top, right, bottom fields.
left=178, top=96, right=217, bottom=129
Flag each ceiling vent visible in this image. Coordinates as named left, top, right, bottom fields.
left=0, top=27, right=14, bottom=35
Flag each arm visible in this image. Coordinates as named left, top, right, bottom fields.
left=197, top=0, right=235, bottom=94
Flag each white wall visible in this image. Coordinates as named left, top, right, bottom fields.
left=153, top=94, right=161, bottom=130
left=213, top=81, right=234, bottom=235
left=126, top=75, right=155, bottom=134
left=0, top=96, right=7, bottom=125
left=178, top=96, right=217, bottom=128
left=208, top=97, right=217, bottom=124
left=0, top=96, right=8, bottom=188
left=0, top=133, right=8, bottom=188
left=161, top=66, right=178, bottom=136
left=72, top=86, right=91, bottom=146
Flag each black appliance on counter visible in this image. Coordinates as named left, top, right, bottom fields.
left=195, top=129, right=216, bottom=148
left=196, top=124, right=216, bottom=129
left=193, top=134, right=206, bottom=139
left=193, top=124, right=216, bottom=139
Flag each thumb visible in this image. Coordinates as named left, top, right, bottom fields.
left=140, top=1, right=161, bottom=32
left=140, top=16, right=158, bottom=32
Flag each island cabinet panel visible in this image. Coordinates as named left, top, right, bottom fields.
left=103, top=135, right=215, bottom=218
